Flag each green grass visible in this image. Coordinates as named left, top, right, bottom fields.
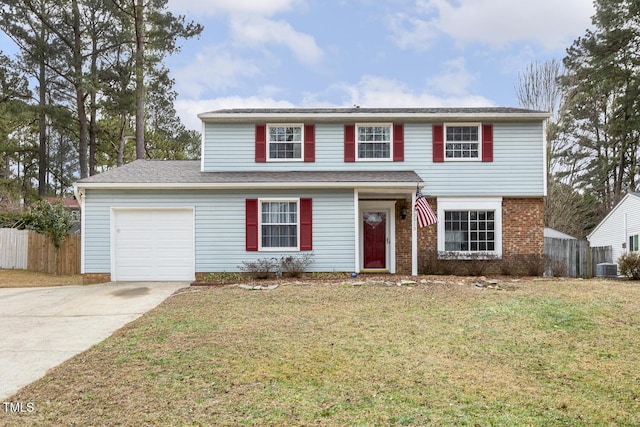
left=4, top=278, right=640, bottom=426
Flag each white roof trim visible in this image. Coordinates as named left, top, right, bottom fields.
left=198, top=111, right=550, bottom=123
left=587, top=193, right=640, bottom=240
left=74, top=181, right=420, bottom=191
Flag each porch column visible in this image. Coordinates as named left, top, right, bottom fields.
left=411, top=189, right=418, bottom=276
left=353, top=189, right=360, bottom=273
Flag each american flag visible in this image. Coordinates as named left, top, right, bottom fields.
left=415, top=191, right=437, bottom=228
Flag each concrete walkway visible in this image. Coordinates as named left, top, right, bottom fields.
left=0, top=282, right=187, bottom=400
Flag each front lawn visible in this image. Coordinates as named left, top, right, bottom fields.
left=0, top=269, right=82, bottom=288
left=4, top=277, right=640, bottom=426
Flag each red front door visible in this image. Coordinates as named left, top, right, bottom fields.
left=363, top=211, right=386, bottom=269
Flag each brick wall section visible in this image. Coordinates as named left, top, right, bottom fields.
left=502, top=197, right=544, bottom=258
left=395, top=201, right=412, bottom=274
left=82, top=273, right=111, bottom=285
left=395, top=197, right=438, bottom=275
left=395, top=197, right=544, bottom=274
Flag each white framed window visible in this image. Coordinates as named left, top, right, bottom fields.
left=629, top=234, right=639, bottom=252
left=259, top=199, right=299, bottom=250
left=267, top=124, right=303, bottom=161
left=357, top=124, right=392, bottom=160
left=444, top=210, right=495, bottom=251
left=437, top=198, right=502, bottom=257
left=445, top=123, right=481, bottom=160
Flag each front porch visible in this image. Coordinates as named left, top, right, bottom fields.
left=354, top=187, right=434, bottom=276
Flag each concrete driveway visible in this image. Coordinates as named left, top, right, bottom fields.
left=0, top=282, right=188, bottom=400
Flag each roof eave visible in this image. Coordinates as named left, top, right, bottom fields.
left=74, top=181, right=421, bottom=191
left=197, top=111, right=551, bottom=124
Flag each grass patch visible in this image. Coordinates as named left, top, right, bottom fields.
left=0, top=269, right=82, bottom=288
left=3, top=278, right=640, bottom=426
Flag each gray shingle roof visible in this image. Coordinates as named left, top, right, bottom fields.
left=198, top=107, right=550, bottom=123
left=76, top=160, right=423, bottom=187
left=202, top=107, right=546, bottom=115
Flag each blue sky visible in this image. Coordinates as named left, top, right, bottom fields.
left=167, top=0, right=595, bottom=131
left=2, top=0, right=596, bottom=132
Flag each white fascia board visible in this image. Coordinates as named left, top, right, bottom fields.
left=198, top=112, right=551, bottom=123
left=75, top=181, right=419, bottom=191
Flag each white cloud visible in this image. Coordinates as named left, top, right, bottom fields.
left=230, top=15, right=323, bottom=65
left=332, top=75, right=493, bottom=108
left=176, top=96, right=297, bottom=131
left=168, top=0, right=301, bottom=17
left=426, top=57, right=475, bottom=96
left=388, top=12, right=437, bottom=51
left=391, top=0, right=594, bottom=51
left=175, top=74, right=494, bottom=131
left=171, top=46, right=261, bottom=98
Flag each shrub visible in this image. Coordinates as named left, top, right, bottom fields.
left=239, top=258, right=278, bottom=280
left=519, top=254, right=546, bottom=276
left=239, top=253, right=315, bottom=280
left=279, top=252, right=314, bottom=277
left=27, top=200, right=73, bottom=248
left=543, top=255, right=567, bottom=277
left=419, top=250, right=498, bottom=276
left=618, top=252, right=640, bottom=280
left=464, top=252, right=499, bottom=276
left=500, top=254, right=546, bottom=276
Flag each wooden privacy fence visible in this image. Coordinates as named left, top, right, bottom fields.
left=0, top=228, right=80, bottom=275
left=544, top=237, right=612, bottom=278
left=0, top=228, right=29, bottom=269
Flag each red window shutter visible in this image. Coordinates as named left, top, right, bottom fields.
left=482, top=124, right=493, bottom=162
left=433, top=124, right=444, bottom=162
left=246, top=199, right=259, bottom=251
left=344, top=124, right=355, bottom=162
left=255, top=125, right=266, bottom=162
left=304, top=124, right=315, bottom=162
left=393, top=123, right=404, bottom=161
left=300, top=198, right=312, bottom=250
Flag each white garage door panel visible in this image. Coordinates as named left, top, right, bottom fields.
left=113, top=209, right=194, bottom=281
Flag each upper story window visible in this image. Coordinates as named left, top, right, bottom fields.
left=433, top=123, right=493, bottom=163
left=445, top=124, right=480, bottom=160
left=268, top=124, right=303, bottom=160
left=357, top=124, right=392, bottom=160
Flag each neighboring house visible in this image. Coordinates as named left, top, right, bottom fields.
left=587, top=192, right=640, bottom=263
left=74, top=108, right=548, bottom=283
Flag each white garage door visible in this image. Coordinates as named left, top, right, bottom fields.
left=112, top=209, right=194, bottom=281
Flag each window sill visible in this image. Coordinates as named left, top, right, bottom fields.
left=437, top=251, right=501, bottom=260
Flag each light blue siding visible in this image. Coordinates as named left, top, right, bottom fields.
left=83, top=189, right=355, bottom=274
left=202, top=122, right=545, bottom=196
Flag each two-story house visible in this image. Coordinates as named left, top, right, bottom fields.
left=74, top=108, right=548, bottom=283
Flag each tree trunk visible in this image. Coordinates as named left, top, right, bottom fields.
left=37, top=19, right=47, bottom=196
left=37, top=51, right=47, bottom=196
left=134, top=0, right=145, bottom=159
left=89, top=36, right=98, bottom=176
left=118, top=113, right=127, bottom=167
left=72, top=0, right=89, bottom=178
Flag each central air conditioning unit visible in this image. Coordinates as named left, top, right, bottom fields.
left=596, top=263, right=618, bottom=278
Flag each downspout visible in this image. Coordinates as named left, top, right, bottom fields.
left=354, top=188, right=359, bottom=274
left=624, top=212, right=628, bottom=254
left=411, top=189, right=418, bottom=276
